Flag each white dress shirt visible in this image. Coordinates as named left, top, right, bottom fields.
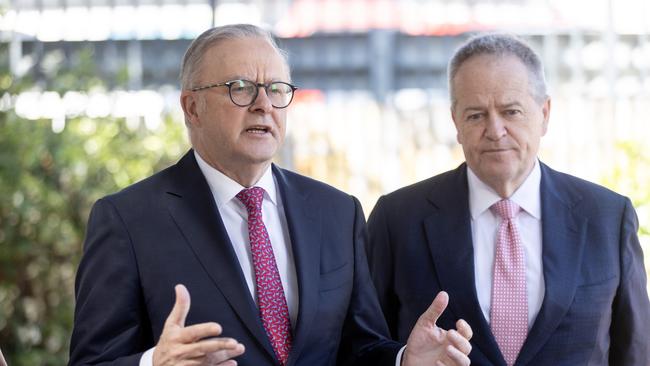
left=140, top=152, right=299, bottom=365
left=194, top=152, right=299, bottom=326
left=468, top=159, right=545, bottom=328
left=143, top=152, right=404, bottom=365
left=196, top=153, right=407, bottom=365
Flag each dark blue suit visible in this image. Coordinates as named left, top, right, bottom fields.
left=70, top=151, right=401, bottom=366
left=367, top=162, right=650, bottom=365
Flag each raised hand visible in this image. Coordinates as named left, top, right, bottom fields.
left=402, top=291, right=473, bottom=366
left=153, top=284, right=245, bottom=366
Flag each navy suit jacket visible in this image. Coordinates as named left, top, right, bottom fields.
left=70, top=150, right=401, bottom=366
left=367, top=162, right=650, bottom=365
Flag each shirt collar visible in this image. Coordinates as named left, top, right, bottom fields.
left=467, top=159, right=541, bottom=220
left=194, top=150, right=278, bottom=209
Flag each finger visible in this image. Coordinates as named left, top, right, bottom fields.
left=177, top=322, right=223, bottom=343
left=446, top=329, right=472, bottom=355
left=445, top=344, right=471, bottom=366
left=455, top=319, right=473, bottom=341
left=207, top=342, right=246, bottom=364
left=184, top=338, right=242, bottom=358
left=215, top=361, right=238, bottom=366
left=166, top=284, right=191, bottom=328
left=418, top=291, right=449, bottom=327
left=179, top=361, right=203, bottom=366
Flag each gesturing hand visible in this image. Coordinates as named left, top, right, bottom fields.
left=402, top=291, right=473, bottom=366
left=153, top=284, right=245, bottom=366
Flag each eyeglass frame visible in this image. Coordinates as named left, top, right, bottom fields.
left=190, top=79, right=298, bottom=109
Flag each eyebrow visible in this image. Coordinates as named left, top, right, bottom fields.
left=220, top=75, right=290, bottom=83
left=461, top=101, right=524, bottom=113
left=221, top=75, right=248, bottom=81
left=498, top=102, right=524, bottom=109
left=461, top=106, right=485, bottom=114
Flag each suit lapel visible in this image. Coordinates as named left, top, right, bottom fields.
left=272, top=166, right=321, bottom=366
left=424, top=165, right=505, bottom=365
left=516, top=164, right=588, bottom=365
left=163, top=151, right=276, bottom=360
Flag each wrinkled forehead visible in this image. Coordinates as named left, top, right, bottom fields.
left=456, top=53, right=528, bottom=79
left=199, top=37, right=291, bottom=81
left=452, top=54, right=533, bottom=103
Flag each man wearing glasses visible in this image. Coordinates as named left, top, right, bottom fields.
left=70, top=24, right=473, bottom=366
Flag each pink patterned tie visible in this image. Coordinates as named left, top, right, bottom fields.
left=237, top=187, right=292, bottom=365
left=490, top=199, right=527, bottom=366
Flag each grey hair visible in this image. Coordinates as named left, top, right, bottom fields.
left=180, top=24, right=289, bottom=90
left=448, top=33, right=548, bottom=105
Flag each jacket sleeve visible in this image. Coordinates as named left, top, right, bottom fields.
left=608, top=197, right=650, bottom=365
left=336, top=196, right=402, bottom=366
left=365, top=196, right=400, bottom=339
left=69, top=198, right=152, bottom=366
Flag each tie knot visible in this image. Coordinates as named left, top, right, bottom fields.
left=236, top=186, right=265, bottom=214
left=491, top=199, right=520, bottom=220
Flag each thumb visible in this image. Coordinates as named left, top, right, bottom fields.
left=166, top=284, right=191, bottom=328
left=419, top=291, right=449, bottom=327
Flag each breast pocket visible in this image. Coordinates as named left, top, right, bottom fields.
left=319, top=262, right=350, bottom=292
left=551, top=275, right=619, bottom=354
left=572, top=275, right=618, bottom=305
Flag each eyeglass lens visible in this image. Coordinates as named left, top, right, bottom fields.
left=229, top=80, right=294, bottom=108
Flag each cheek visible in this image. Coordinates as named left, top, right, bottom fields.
left=201, top=113, right=237, bottom=141
left=540, top=118, right=549, bottom=136
left=274, top=111, right=288, bottom=131
left=520, top=125, right=543, bottom=147
left=457, top=126, right=481, bottom=148
left=455, top=125, right=467, bottom=144
left=202, top=122, right=226, bottom=144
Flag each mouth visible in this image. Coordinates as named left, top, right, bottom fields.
left=245, top=125, right=271, bottom=135
left=484, top=148, right=511, bottom=153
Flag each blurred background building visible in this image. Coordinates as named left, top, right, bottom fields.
left=3, top=0, right=650, bottom=206
left=0, top=0, right=649, bottom=364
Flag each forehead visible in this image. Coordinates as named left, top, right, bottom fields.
left=199, top=37, right=289, bottom=81
left=453, top=54, right=532, bottom=105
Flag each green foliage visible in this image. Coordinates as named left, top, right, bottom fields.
left=44, top=47, right=106, bottom=93
left=0, top=48, right=188, bottom=365
left=601, top=141, right=650, bottom=282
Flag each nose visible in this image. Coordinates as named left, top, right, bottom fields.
left=249, top=86, right=274, bottom=114
left=484, top=114, right=507, bottom=141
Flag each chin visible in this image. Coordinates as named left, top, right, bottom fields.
left=244, top=152, right=276, bottom=165
left=241, top=145, right=278, bottom=161
left=479, top=164, right=517, bottom=180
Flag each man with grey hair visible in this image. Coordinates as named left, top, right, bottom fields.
left=367, top=33, right=650, bottom=365
left=70, top=24, right=474, bottom=366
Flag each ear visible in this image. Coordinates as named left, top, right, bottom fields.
left=541, top=97, right=551, bottom=136
left=180, top=90, right=201, bottom=127
left=450, top=105, right=463, bottom=144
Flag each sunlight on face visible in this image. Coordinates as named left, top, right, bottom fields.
left=451, top=54, right=550, bottom=196
left=183, top=37, right=291, bottom=181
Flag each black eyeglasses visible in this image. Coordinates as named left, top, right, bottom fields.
left=190, top=79, right=298, bottom=109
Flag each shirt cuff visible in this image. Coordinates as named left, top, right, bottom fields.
left=395, top=345, right=407, bottom=366
left=139, top=347, right=155, bottom=366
